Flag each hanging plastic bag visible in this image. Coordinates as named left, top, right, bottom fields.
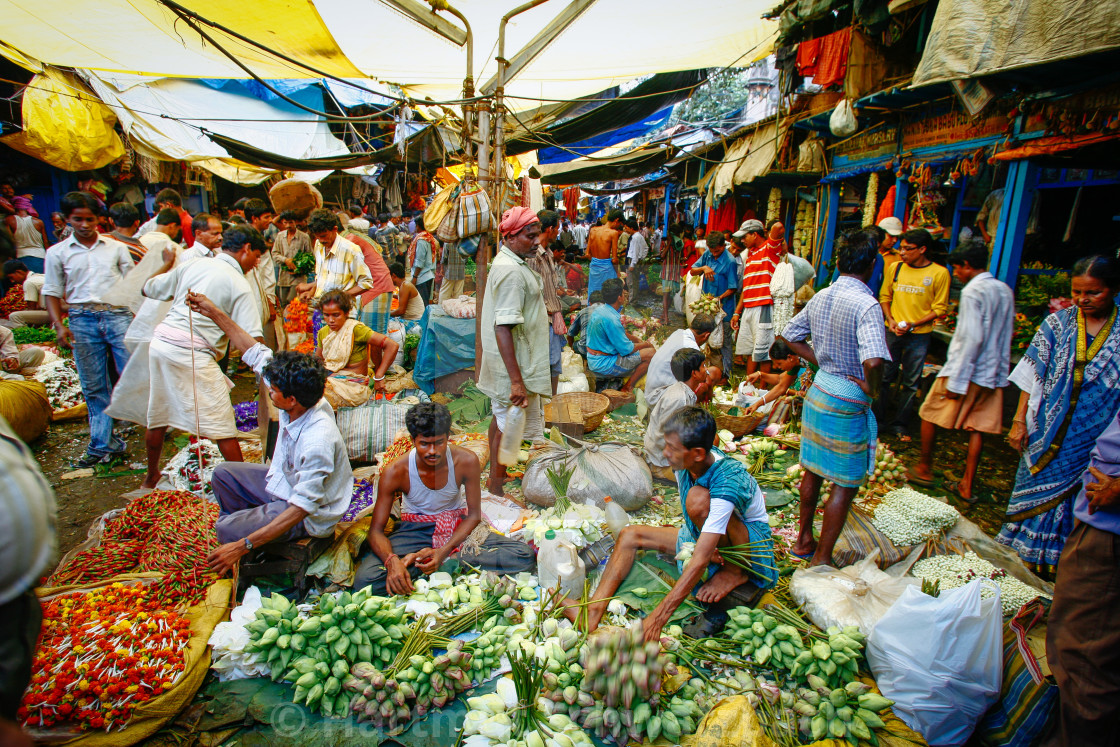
left=867, top=580, right=1004, bottom=746
left=456, top=180, right=494, bottom=238
left=424, top=184, right=457, bottom=235
left=707, top=309, right=726, bottom=349
left=522, top=439, right=653, bottom=511
left=789, top=550, right=920, bottom=635
left=830, top=98, right=858, bottom=137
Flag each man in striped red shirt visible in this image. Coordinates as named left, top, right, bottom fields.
left=731, top=219, right=781, bottom=375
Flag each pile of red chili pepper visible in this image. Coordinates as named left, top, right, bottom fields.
left=18, top=583, right=192, bottom=732
left=48, top=490, right=219, bottom=606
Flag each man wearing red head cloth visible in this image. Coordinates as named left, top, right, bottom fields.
left=477, top=207, right=551, bottom=497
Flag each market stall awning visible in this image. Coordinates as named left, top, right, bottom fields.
left=206, top=124, right=455, bottom=171
left=699, top=120, right=783, bottom=205
left=530, top=146, right=677, bottom=186
left=506, top=70, right=705, bottom=157
left=992, top=131, right=1120, bottom=165
left=534, top=106, right=673, bottom=164
left=578, top=175, right=670, bottom=196
left=0, top=0, right=777, bottom=109
left=912, top=0, right=1120, bottom=86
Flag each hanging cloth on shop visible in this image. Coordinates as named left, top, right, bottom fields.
left=796, top=27, right=852, bottom=89
left=706, top=196, right=740, bottom=233
left=564, top=186, right=580, bottom=218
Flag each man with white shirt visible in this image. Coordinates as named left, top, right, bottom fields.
left=912, top=240, right=1014, bottom=502
left=625, top=218, right=649, bottom=299
left=138, top=208, right=183, bottom=259
left=0, top=262, right=48, bottom=329
left=347, top=205, right=370, bottom=233
left=645, top=348, right=706, bottom=478
left=184, top=290, right=352, bottom=576
left=111, top=225, right=265, bottom=489
left=243, top=199, right=279, bottom=349
left=178, top=214, right=224, bottom=264
left=43, top=192, right=135, bottom=467
left=645, top=314, right=715, bottom=406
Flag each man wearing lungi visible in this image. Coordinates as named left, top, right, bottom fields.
left=477, top=207, right=551, bottom=497
left=779, top=229, right=891, bottom=566
left=353, top=402, right=536, bottom=595
left=115, top=225, right=265, bottom=490
left=585, top=210, right=623, bottom=298
left=571, top=406, right=777, bottom=641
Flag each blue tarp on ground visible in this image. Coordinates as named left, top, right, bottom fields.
left=412, top=305, right=476, bottom=395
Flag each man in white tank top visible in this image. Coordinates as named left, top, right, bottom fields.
left=4, top=197, right=49, bottom=274
left=354, top=402, right=536, bottom=595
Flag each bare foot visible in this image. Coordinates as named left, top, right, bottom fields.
left=140, top=478, right=160, bottom=490
left=790, top=538, right=817, bottom=559
left=909, top=466, right=935, bottom=482
left=486, top=479, right=504, bottom=497
left=695, top=565, right=751, bottom=603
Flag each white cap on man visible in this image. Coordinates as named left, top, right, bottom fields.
left=877, top=216, right=903, bottom=236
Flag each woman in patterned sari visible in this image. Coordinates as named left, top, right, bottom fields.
left=997, top=256, right=1120, bottom=577
left=315, top=290, right=399, bottom=409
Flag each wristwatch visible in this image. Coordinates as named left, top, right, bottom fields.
left=244, top=537, right=254, bottom=551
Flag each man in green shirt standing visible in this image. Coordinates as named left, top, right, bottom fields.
left=477, top=207, right=551, bottom=497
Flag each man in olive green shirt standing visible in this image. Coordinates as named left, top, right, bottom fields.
left=477, top=207, right=551, bottom=497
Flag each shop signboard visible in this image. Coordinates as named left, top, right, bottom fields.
left=833, top=125, right=898, bottom=162
left=901, top=111, right=1008, bottom=151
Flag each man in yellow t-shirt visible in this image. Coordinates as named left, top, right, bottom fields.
left=878, top=228, right=950, bottom=438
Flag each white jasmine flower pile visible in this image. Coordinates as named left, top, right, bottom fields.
left=520, top=502, right=606, bottom=548
left=33, top=359, right=83, bottom=411
left=870, top=487, right=960, bottom=546
left=911, top=551, right=1049, bottom=615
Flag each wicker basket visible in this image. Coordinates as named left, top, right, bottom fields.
left=552, top=392, right=611, bottom=433
left=599, top=389, right=636, bottom=411
left=714, top=405, right=764, bottom=438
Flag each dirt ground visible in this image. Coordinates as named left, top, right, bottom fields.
left=34, top=371, right=261, bottom=563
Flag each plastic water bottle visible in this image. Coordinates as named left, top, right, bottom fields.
left=537, top=529, right=562, bottom=591
left=604, top=496, right=629, bottom=540
left=497, top=404, right=526, bottom=467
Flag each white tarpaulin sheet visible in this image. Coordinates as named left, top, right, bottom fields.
left=0, top=0, right=776, bottom=109
left=80, top=73, right=353, bottom=185
left=913, top=0, right=1120, bottom=86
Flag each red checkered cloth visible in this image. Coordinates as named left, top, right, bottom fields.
left=400, top=507, right=469, bottom=550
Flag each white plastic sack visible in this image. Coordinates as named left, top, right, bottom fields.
left=683, top=273, right=704, bottom=326
left=386, top=320, right=406, bottom=368
left=789, top=551, right=920, bottom=635
left=830, top=99, right=858, bottom=137
left=557, top=348, right=590, bottom=393
left=556, top=373, right=590, bottom=394
left=440, top=294, right=477, bottom=319
left=867, top=580, right=1003, bottom=746
left=522, top=440, right=653, bottom=511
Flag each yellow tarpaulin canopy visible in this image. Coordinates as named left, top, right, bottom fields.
left=0, top=0, right=777, bottom=109
left=0, top=68, right=124, bottom=170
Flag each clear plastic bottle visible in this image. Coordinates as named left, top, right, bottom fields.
left=497, top=404, right=527, bottom=466
left=604, top=496, right=629, bottom=540
left=555, top=542, right=587, bottom=601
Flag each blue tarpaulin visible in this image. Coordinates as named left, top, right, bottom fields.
left=536, top=107, right=673, bottom=164
left=412, top=305, right=476, bottom=395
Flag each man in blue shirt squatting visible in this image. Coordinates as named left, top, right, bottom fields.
left=567, top=406, right=778, bottom=641
left=585, top=278, right=655, bottom=393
